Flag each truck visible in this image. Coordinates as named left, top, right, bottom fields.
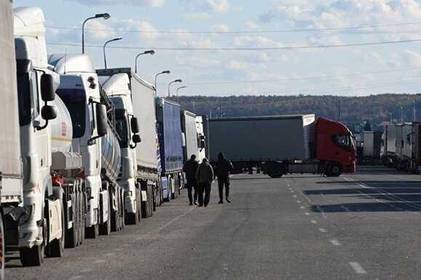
left=195, top=116, right=207, bottom=162
left=181, top=110, right=199, bottom=161
left=0, top=6, right=92, bottom=267
left=207, top=115, right=356, bottom=177
left=382, top=122, right=421, bottom=172
left=156, top=99, right=184, bottom=200
left=48, top=53, right=124, bottom=237
left=362, top=131, right=382, bottom=160
left=97, top=68, right=158, bottom=221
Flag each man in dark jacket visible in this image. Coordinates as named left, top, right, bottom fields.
left=215, top=152, right=234, bottom=204
left=183, top=154, right=199, bottom=205
left=195, top=158, right=214, bottom=207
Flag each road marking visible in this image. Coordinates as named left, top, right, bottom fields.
left=94, top=259, right=106, bottom=264
left=68, top=276, right=82, bottom=280
left=330, top=239, right=341, bottom=246
left=349, top=262, right=367, bottom=274
left=300, top=206, right=305, bottom=209
left=157, top=207, right=195, bottom=232
left=311, top=219, right=317, bottom=224
left=293, top=194, right=297, bottom=198
left=319, top=228, right=327, bottom=233
left=297, top=200, right=301, bottom=203
left=305, top=212, right=310, bottom=216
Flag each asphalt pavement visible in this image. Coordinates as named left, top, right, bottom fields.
left=6, top=166, right=421, bottom=279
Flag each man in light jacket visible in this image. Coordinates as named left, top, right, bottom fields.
left=195, top=158, right=214, bottom=207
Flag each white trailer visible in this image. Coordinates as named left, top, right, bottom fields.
left=195, top=116, right=207, bottom=162
left=97, top=68, right=158, bottom=220
left=181, top=110, right=199, bottom=161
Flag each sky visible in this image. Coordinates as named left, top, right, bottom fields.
left=12, top=0, right=421, bottom=97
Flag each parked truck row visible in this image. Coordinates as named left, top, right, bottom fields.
left=0, top=4, right=207, bottom=276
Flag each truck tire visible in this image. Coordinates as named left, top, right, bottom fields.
left=20, top=216, right=46, bottom=266
left=268, top=172, right=283, bottom=178
left=0, top=213, right=5, bottom=280
left=326, top=164, right=342, bottom=177
left=99, top=190, right=111, bottom=235
left=46, top=204, right=65, bottom=258
left=65, top=193, right=78, bottom=248
left=85, top=224, right=99, bottom=239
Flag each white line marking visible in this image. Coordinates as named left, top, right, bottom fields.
left=319, top=228, right=327, bottom=233
left=349, top=262, right=367, bottom=274
left=311, top=219, right=317, bottom=224
left=297, top=200, right=301, bottom=203
left=69, top=276, right=83, bottom=280
left=305, top=212, right=310, bottom=216
left=330, top=239, right=341, bottom=246
left=94, top=260, right=106, bottom=264
left=300, top=206, right=305, bottom=209
left=158, top=207, right=195, bottom=232
left=293, top=195, right=297, bottom=198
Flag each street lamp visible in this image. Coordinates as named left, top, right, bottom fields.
left=176, top=86, right=187, bottom=96
left=103, top=37, right=122, bottom=69
left=168, top=79, right=182, bottom=97
left=134, top=50, right=155, bottom=74
left=154, top=70, right=171, bottom=94
left=82, top=13, right=110, bottom=54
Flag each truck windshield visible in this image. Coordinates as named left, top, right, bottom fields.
left=56, top=88, right=86, bottom=138
left=115, top=109, right=129, bottom=148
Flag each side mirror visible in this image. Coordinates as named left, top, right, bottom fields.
left=96, top=103, right=108, bottom=137
left=41, top=74, right=56, bottom=102
left=131, top=117, right=140, bottom=134
left=132, top=134, right=141, bottom=144
left=41, top=105, right=57, bottom=120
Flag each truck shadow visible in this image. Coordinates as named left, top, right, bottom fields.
left=305, top=180, right=421, bottom=213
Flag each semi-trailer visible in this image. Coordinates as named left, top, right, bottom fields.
left=97, top=68, right=158, bottom=221
left=207, top=115, right=356, bottom=177
left=382, top=122, right=421, bottom=172
left=181, top=110, right=199, bottom=161
left=195, top=116, right=207, bottom=162
left=362, top=131, right=382, bottom=160
left=156, top=99, right=184, bottom=200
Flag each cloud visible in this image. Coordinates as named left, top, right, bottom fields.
left=66, top=0, right=165, bottom=7
left=181, top=0, right=230, bottom=13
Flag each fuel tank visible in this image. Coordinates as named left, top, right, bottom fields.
left=101, top=124, right=121, bottom=182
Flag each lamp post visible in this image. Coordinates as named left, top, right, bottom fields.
left=168, top=79, right=182, bottom=97
left=176, top=86, right=187, bottom=97
left=82, top=13, right=110, bottom=54
left=134, top=50, right=155, bottom=73
left=103, top=37, right=122, bottom=69
left=154, top=70, right=171, bottom=95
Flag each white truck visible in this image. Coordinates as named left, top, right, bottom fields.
left=49, top=54, right=126, bottom=237
left=195, top=116, right=207, bottom=162
left=0, top=6, right=89, bottom=267
left=181, top=110, right=199, bottom=161
left=97, top=68, right=158, bottom=221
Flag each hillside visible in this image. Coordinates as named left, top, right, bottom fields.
left=170, top=94, right=421, bottom=131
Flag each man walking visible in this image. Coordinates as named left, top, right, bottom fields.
left=183, top=154, right=199, bottom=205
left=195, top=158, right=214, bottom=207
left=215, top=153, right=234, bottom=204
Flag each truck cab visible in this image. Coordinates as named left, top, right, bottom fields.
left=315, top=117, right=356, bottom=175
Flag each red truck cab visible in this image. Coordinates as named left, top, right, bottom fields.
left=315, top=117, right=356, bottom=174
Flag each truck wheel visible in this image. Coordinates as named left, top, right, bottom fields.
left=46, top=201, right=65, bottom=258
left=20, top=244, right=44, bottom=266
left=99, top=191, right=111, bottom=235
left=0, top=213, right=5, bottom=279
left=326, top=164, right=342, bottom=177
left=85, top=224, right=99, bottom=239
left=65, top=194, right=78, bottom=248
